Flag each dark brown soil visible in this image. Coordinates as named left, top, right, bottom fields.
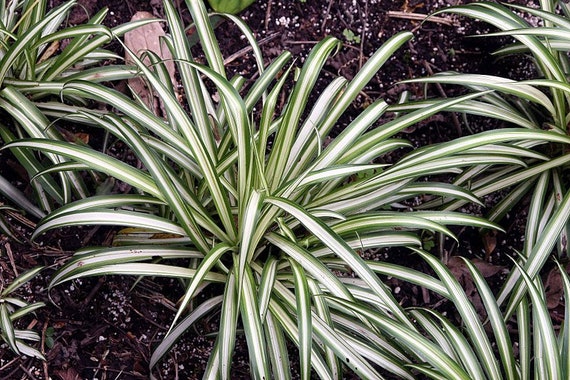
left=0, top=0, right=535, bottom=379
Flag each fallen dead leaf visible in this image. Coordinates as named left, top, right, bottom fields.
left=38, top=41, right=60, bottom=63
left=124, top=11, right=178, bottom=116
left=58, top=128, right=90, bottom=144
left=470, top=257, right=503, bottom=278
left=482, top=230, right=497, bottom=259
left=447, top=256, right=505, bottom=320
left=75, top=133, right=90, bottom=144
left=447, top=256, right=503, bottom=284
left=55, top=367, right=80, bottom=380
left=545, top=265, right=567, bottom=310
left=67, top=0, right=96, bottom=24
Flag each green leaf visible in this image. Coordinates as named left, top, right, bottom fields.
left=1, top=267, right=43, bottom=296
left=556, top=261, right=570, bottom=378
left=33, top=210, right=186, bottom=241
left=2, top=139, right=159, bottom=199
left=0, top=0, right=75, bottom=82
left=411, top=309, right=483, bottom=378
left=206, top=0, right=255, bottom=14
left=511, top=258, right=561, bottom=380
left=501, top=188, right=570, bottom=317
left=328, top=298, right=471, bottom=380
left=263, top=311, right=292, bottom=380
left=0, top=303, right=18, bottom=355
left=414, top=249, right=502, bottom=379
left=168, top=242, right=231, bottom=333
left=240, top=266, right=270, bottom=380
left=462, top=258, right=517, bottom=380
left=266, top=36, right=342, bottom=191
left=289, top=258, right=312, bottom=380
left=266, top=196, right=412, bottom=328
left=49, top=246, right=203, bottom=288
left=150, top=296, right=223, bottom=368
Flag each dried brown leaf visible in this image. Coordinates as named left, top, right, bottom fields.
left=124, top=12, right=178, bottom=116
left=545, top=266, right=564, bottom=309
left=447, top=256, right=475, bottom=295
left=471, top=258, right=503, bottom=278
left=55, top=368, right=80, bottom=380
left=482, top=230, right=497, bottom=259
left=447, top=256, right=505, bottom=320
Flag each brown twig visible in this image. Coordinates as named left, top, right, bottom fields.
left=321, top=0, right=335, bottom=33
left=6, top=209, right=36, bottom=229
left=358, top=0, right=368, bottom=70
left=41, top=320, right=50, bottom=380
left=81, top=225, right=102, bottom=246
left=173, top=350, right=180, bottom=379
left=19, top=363, right=38, bottom=380
left=422, top=60, right=462, bottom=136
left=223, top=32, right=280, bottom=66
left=386, top=11, right=458, bottom=27
left=81, top=276, right=106, bottom=307
left=5, top=242, right=18, bottom=276
left=0, top=356, right=19, bottom=371
left=264, top=0, right=272, bottom=31
left=128, top=304, right=168, bottom=330
left=283, top=40, right=320, bottom=45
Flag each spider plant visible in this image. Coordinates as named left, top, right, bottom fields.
left=0, top=0, right=156, bottom=216
left=0, top=267, right=45, bottom=360
left=0, top=0, right=148, bottom=361
left=331, top=249, right=570, bottom=380
left=391, top=0, right=570, bottom=319
left=4, top=0, right=565, bottom=377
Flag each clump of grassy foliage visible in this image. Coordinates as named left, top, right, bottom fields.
left=0, top=0, right=151, bottom=360
left=0, top=267, right=44, bottom=360
left=3, top=0, right=570, bottom=378
left=389, top=1, right=570, bottom=377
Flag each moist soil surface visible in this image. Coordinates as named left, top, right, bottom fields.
left=0, top=0, right=548, bottom=379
